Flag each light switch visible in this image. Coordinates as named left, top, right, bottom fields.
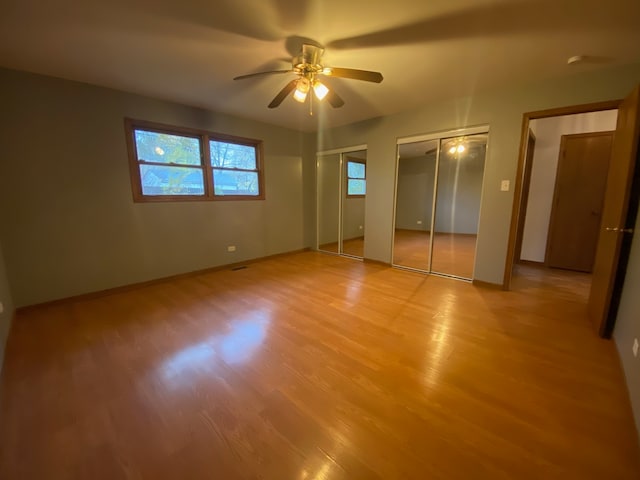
left=501, top=180, right=510, bottom=192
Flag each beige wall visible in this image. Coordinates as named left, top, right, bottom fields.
left=0, top=240, right=14, bottom=374
left=313, top=63, right=640, bottom=284
left=0, top=68, right=309, bottom=307
left=302, top=132, right=318, bottom=248
left=521, top=110, right=618, bottom=262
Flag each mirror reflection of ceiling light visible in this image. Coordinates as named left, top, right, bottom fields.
left=154, top=147, right=165, bottom=155
left=448, top=144, right=465, bottom=154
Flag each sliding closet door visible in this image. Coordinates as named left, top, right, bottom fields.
left=431, top=133, right=487, bottom=279
left=393, top=128, right=487, bottom=280
left=317, top=153, right=341, bottom=253
left=342, top=150, right=367, bottom=258
left=393, top=140, right=438, bottom=270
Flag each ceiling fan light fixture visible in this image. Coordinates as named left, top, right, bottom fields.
left=293, top=89, right=308, bottom=103
left=234, top=44, right=383, bottom=109
left=313, top=81, right=329, bottom=100
left=293, top=77, right=310, bottom=103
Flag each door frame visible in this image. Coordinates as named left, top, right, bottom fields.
left=503, top=100, right=621, bottom=289
left=513, top=129, right=536, bottom=264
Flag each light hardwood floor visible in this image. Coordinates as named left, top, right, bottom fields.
left=319, top=237, right=365, bottom=258
left=0, top=252, right=639, bottom=479
left=393, top=229, right=478, bottom=279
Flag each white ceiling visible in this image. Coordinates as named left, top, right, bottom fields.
left=1, top=0, right=639, bottom=132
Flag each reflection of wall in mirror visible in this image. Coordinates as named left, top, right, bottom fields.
left=343, top=197, right=365, bottom=240
left=318, top=156, right=341, bottom=245
left=396, top=154, right=436, bottom=231
left=395, top=149, right=485, bottom=234
left=343, top=153, right=367, bottom=241
left=434, top=149, right=485, bottom=234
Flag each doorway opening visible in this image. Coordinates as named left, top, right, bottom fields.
left=516, top=110, right=618, bottom=272
left=504, top=91, right=640, bottom=338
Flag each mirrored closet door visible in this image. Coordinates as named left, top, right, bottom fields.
left=317, top=153, right=341, bottom=253
left=394, top=140, right=438, bottom=271
left=393, top=129, right=487, bottom=280
left=342, top=150, right=366, bottom=257
left=317, top=148, right=367, bottom=258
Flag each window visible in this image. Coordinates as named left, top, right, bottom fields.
left=125, top=119, right=264, bottom=202
left=210, top=140, right=260, bottom=196
left=346, top=159, right=366, bottom=196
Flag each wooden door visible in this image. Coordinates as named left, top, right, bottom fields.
left=546, top=132, right=613, bottom=272
left=589, top=86, right=640, bottom=336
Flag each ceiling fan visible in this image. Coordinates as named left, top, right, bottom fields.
left=233, top=44, right=383, bottom=110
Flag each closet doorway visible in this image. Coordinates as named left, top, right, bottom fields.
left=392, top=127, right=488, bottom=280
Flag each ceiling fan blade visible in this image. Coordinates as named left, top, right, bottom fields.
left=326, top=89, right=345, bottom=108
left=325, top=2, right=620, bottom=50
left=322, top=67, right=383, bottom=83
left=268, top=79, right=298, bottom=108
left=234, top=70, right=292, bottom=81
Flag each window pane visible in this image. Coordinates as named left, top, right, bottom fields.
left=210, top=141, right=257, bottom=169
left=139, top=165, right=205, bottom=195
left=213, top=169, right=259, bottom=196
left=348, top=161, right=365, bottom=179
left=135, top=130, right=201, bottom=165
left=348, top=179, right=366, bottom=195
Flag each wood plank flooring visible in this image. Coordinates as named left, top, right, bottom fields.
left=319, top=237, right=365, bottom=258
left=393, top=230, right=478, bottom=279
left=0, top=252, right=639, bottom=479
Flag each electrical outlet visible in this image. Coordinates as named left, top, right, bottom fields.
left=417, top=220, right=423, bottom=225
left=501, top=180, right=510, bottom=192
left=227, top=245, right=236, bottom=252
left=633, top=338, right=639, bottom=358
